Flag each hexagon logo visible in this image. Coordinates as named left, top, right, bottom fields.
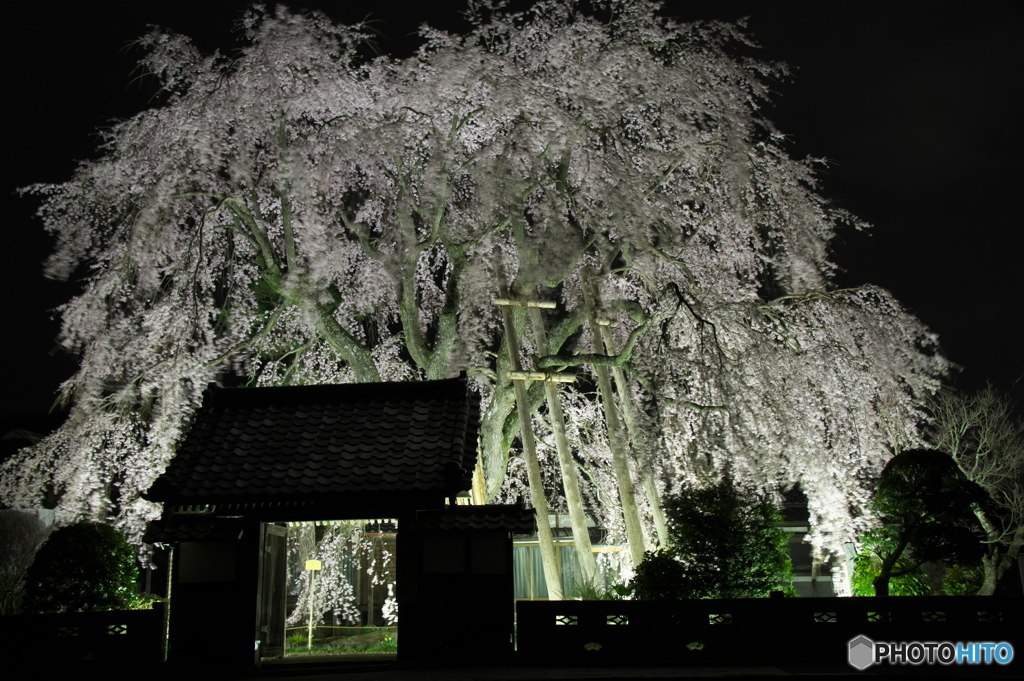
left=848, top=635, right=875, bottom=670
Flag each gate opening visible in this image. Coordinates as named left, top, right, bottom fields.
left=259, top=519, right=398, bottom=661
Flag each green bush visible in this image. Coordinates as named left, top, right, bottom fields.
left=630, top=550, right=689, bottom=600
left=631, top=477, right=795, bottom=599
left=571, top=579, right=630, bottom=601
left=128, top=592, right=167, bottom=609
left=286, top=632, right=312, bottom=647
left=23, top=521, right=138, bottom=613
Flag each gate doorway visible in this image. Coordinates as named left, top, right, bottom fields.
left=259, top=519, right=399, bottom=662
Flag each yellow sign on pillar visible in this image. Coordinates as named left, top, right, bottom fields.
left=305, top=559, right=322, bottom=647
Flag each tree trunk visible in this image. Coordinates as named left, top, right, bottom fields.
left=996, top=525, right=1024, bottom=588
left=527, top=304, right=599, bottom=586
left=480, top=354, right=518, bottom=498
left=872, top=534, right=911, bottom=597
left=298, top=297, right=380, bottom=382
left=978, top=551, right=999, bottom=597
left=976, top=524, right=1024, bottom=596
left=872, top=573, right=891, bottom=598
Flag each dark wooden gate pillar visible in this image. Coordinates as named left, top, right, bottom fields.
left=257, top=522, right=288, bottom=658
left=399, top=506, right=534, bottom=663
left=164, top=517, right=262, bottom=675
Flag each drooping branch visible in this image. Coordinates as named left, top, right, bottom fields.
left=279, top=190, right=298, bottom=274
left=632, top=374, right=728, bottom=413
left=207, top=305, right=287, bottom=369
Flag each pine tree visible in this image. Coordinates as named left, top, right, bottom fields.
left=856, top=450, right=985, bottom=597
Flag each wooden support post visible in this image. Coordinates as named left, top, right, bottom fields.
left=582, top=269, right=648, bottom=568
left=494, top=283, right=563, bottom=600
left=471, top=455, right=487, bottom=506
left=526, top=304, right=600, bottom=586
left=598, top=325, right=669, bottom=548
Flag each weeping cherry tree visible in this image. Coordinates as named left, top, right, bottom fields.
left=1, top=2, right=947, bottom=584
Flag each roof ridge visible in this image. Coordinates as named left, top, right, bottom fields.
left=202, top=376, right=470, bottom=408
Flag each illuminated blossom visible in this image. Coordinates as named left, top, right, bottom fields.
left=2, top=2, right=946, bottom=566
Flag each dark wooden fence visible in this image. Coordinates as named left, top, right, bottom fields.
left=0, top=607, right=164, bottom=670
left=516, top=596, right=1021, bottom=667
left=5, top=598, right=1018, bottom=671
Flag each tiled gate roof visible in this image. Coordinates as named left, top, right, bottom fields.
left=411, top=505, right=536, bottom=532
left=145, top=377, right=480, bottom=508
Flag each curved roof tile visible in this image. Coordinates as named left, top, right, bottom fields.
left=145, top=377, right=480, bottom=506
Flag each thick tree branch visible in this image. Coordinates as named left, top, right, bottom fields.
left=426, top=248, right=465, bottom=380
left=223, top=199, right=281, bottom=277
left=296, top=297, right=380, bottom=383
left=537, top=317, right=650, bottom=369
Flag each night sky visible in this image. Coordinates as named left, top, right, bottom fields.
left=4, top=1, right=1022, bottom=428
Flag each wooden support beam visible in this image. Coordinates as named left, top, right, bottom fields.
left=507, top=370, right=576, bottom=383
left=493, top=298, right=557, bottom=309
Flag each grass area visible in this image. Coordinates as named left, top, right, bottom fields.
left=284, top=641, right=397, bottom=655
left=284, top=627, right=397, bottom=656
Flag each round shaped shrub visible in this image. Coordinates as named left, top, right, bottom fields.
left=23, top=521, right=138, bottom=613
